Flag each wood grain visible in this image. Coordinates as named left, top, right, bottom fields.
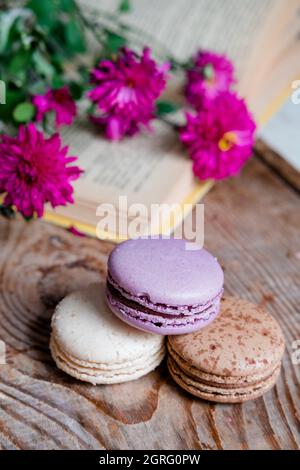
left=0, top=157, right=299, bottom=450
left=255, top=139, right=300, bottom=192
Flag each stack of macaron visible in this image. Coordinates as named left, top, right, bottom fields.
left=167, top=297, right=285, bottom=403
left=50, top=283, right=165, bottom=385
left=50, top=237, right=285, bottom=403
left=106, top=238, right=224, bottom=335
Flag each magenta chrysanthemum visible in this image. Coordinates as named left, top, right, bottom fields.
left=88, top=47, right=169, bottom=140
left=180, top=92, right=256, bottom=180
left=185, top=51, right=235, bottom=108
left=33, top=86, right=77, bottom=128
left=0, top=123, right=82, bottom=218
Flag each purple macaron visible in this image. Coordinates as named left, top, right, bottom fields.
left=106, top=238, right=224, bottom=335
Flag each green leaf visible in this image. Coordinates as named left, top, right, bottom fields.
left=27, top=0, right=58, bottom=30
left=0, top=204, right=15, bottom=220
left=156, top=101, right=180, bottom=116
left=87, top=102, right=96, bottom=115
left=27, top=80, right=47, bottom=95
left=69, top=81, right=84, bottom=100
left=59, top=0, right=76, bottom=12
left=8, top=49, right=31, bottom=85
left=20, top=33, right=35, bottom=50
left=104, top=31, right=126, bottom=55
left=65, top=20, right=86, bottom=54
left=52, top=74, right=65, bottom=89
left=13, top=102, right=35, bottom=123
left=23, top=215, right=34, bottom=222
left=118, top=0, right=131, bottom=13
left=0, top=9, right=32, bottom=54
left=32, top=50, right=55, bottom=80
left=8, top=49, right=31, bottom=73
left=0, top=87, right=25, bottom=121
left=78, top=65, right=90, bottom=84
left=51, top=52, right=64, bottom=72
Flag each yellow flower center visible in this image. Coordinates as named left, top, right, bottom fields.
left=218, top=132, right=237, bottom=152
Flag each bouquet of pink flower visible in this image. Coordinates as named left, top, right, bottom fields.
left=0, top=0, right=256, bottom=221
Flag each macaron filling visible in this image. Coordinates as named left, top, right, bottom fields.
left=106, top=278, right=222, bottom=328
left=51, top=336, right=165, bottom=383
left=168, top=342, right=281, bottom=388
left=107, top=272, right=222, bottom=315
left=168, top=357, right=281, bottom=400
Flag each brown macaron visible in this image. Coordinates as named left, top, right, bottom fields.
left=167, top=296, right=285, bottom=403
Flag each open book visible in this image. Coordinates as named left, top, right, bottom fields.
left=44, top=0, right=300, bottom=240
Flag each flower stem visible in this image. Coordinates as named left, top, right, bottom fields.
left=75, top=3, right=186, bottom=70
left=75, top=5, right=107, bottom=46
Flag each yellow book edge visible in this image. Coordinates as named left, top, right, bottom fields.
left=42, top=179, right=214, bottom=242
left=257, top=80, right=296, bottom=128
left=0, top=78, right=295, bottom=241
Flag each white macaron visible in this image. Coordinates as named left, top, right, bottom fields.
left=50, top=283, right=165, bottom=384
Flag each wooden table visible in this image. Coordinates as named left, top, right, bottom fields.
left=0, top=155, right=299, bottom=450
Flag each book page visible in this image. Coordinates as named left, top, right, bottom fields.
left=80, top=0, right=280, bottom=83
left=66, top=0, right=296, bottom=210
left=62, top=119, right=195, bottom=207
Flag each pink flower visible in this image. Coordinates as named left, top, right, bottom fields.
left=185, top=51, right=235, bottom=108
left=88, top=47, right=169, bottom=140
left=0, top=123, right=82, bottom=218
left=33, top=86, right=77, bottom=128
left=68, top=226, right=86, bottom=237
left=180, top=92, right=256, bottom=180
